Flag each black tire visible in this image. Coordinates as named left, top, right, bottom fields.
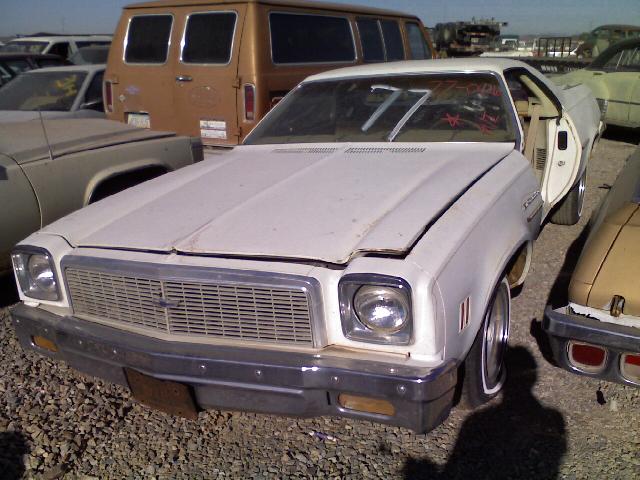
left=461, top=277, right=511, bottom=408
left=550, top=169, right=587, bottom=225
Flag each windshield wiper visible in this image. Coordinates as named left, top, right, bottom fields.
left=387, top=89, right=432, bottom=142
left=361, top=85, right=402, bottom=132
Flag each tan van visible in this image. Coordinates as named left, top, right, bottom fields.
left=104, top=0, right=434, bottom=146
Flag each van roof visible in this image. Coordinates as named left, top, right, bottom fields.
left=125, top=0, right=418, bottom=19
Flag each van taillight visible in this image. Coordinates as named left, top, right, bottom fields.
left=621, top=353, right=640, bottom=384
left=244, top=84, right=255, bottom=121
left=104, top=80, right=114, bottom=113
left=567, top=341, right=607, bottom=373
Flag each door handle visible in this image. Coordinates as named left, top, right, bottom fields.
left=176, top=75, right=193, bottom=82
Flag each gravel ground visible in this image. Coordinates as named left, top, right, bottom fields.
left=1, top=132, right=639, bottom=479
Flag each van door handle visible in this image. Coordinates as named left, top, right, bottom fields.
left=176, top=75, right=193, bottom=82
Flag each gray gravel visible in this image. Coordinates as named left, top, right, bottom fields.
left=1, top=133, right=639, bottom=479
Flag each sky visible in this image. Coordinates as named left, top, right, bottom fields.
left=0, top=0, right=638, bottom=37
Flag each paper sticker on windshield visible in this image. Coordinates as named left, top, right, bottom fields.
left=200, top=119, right=227, bottom=140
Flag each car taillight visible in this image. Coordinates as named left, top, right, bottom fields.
left=567, top=341, right=607, bottom=373
left=104, top=80, right=114, bottom=113
left=244, top=84, right=255, bottom=121
left=621, top=353, right=640, bottom=384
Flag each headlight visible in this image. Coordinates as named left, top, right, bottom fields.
left=339, top=275, right=412, bottom=345
left=11, top=248, right=60, bottom=301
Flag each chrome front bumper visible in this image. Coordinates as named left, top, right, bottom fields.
left=10, top=303, right=457, bottom=433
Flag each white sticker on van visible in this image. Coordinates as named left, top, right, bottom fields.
left=200, top=120, right=227, bottom=140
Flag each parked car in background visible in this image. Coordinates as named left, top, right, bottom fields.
left=0, top=119, right=203, bottom=275
left=576, top=24, right=640, bottom=59
left=0, top=64, right=105, bottom=123
left=544, top=148, right=640, bottom=387
left=10, top=59, right=600, bottom=432
left=0, top=53, right=69, bottom=86
left=553, top=38, right=640, bottom=128
left=1, top=35, right=111, bottom=62
left=104, top=0, right=435, bottom=146
left=69, top=45, right=110, bottom=65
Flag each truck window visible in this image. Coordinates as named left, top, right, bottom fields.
left=48, top=42, right=70, bottom=59
left=269, top=12, right=355, bottom=64
left=406, top=22, right=430, bottom=59
left=380, top=20, right=404, bottom=61
left=181, top=12, right=237, bottom=64
left=125, top=15, right=173, bottom=64
left=357, top=18, right=385, bottom=63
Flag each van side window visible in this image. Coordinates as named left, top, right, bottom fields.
left=356, top=18, right=404, bottom=63
left=270, top=12, right=355, bottom=64
left=125, top=15, right=173, bottom=64
left=406, top=22, right=430, bottom=59
left=380, top=20, right=404, bottom=61
left=182, top=12, right=237, bottom=64
left=357, top=18, right=385, bottom=63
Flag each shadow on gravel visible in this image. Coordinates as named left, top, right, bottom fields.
left=602, top=126, right=640, bottom=145
left=0, top=274, right=19, bottom=308
left=403, top=347, right=566, bottom=480
left=0, top=431, right=29, bottom=480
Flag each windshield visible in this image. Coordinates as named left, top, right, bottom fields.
left=0, top=71, right=86, bottom=111
left=0, top=41, right=48, bottom=54
left=245, top=74, right=516, bottom=144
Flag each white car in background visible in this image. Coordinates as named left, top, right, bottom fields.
left=10, top=59, right=601, bottom=432
left=0, top=64, right=105, bottom=123
left=0, top=35, right=111, bottom=61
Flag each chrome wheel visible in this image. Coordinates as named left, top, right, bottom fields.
left=481, top=280, right=510, bottom=394
left=577, top=170, right=587, bottom=217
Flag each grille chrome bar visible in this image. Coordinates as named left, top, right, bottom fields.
left=63, top=256, right=321, bottom=347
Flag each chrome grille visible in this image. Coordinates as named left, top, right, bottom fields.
left=66, top=268, right=314, bottom=345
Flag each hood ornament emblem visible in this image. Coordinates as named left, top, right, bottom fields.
left=152, top=296, right=181, bottom=309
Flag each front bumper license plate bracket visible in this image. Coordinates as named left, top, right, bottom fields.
left=124, top=368, right=198, bottom=420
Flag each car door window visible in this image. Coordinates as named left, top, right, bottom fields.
left=48, top=42, right=70, bottom=59
left=406, top=22, right=430, bottom=59
left=83, top=71, right=104, bottom=110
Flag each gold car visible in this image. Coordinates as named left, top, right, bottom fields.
left=544, top=147, right=640, bottom=386
left=554, top=38, right=640, bottom=128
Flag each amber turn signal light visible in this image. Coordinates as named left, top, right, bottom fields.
left=338, top=394, right=395, bottom=416
left=32, top=335, right=58, bottom=353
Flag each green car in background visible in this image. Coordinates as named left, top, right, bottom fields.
left=554, top=38, right=640, bottom=129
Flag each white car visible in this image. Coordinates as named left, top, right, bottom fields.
left=0, top=35, right=111, bottom=61
left=10, top=59, right=601, bottom=432
left=0, top=64, right=105, bottom=123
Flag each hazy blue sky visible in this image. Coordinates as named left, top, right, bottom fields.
left=1, top=0, right=638, bottom=37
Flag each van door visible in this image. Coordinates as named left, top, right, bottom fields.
left=114, top=12, right=176, bottom=130
left=172, top=5, right=247, bottom=146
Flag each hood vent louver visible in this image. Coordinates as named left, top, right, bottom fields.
left=346, top=147, right=426, bottom=154
left=272, top=147, right=339, bottom=154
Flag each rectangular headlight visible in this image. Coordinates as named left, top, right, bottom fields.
left=339, top=274, right=412, bottom=345
left=11, top=247, right=60, bottom=301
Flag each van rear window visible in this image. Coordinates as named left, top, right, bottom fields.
left=125, top=15, right=173, bottom=64
left=406, top=22, right=430, bottom=59
left=270, top=13, right=355, bottom=64
left=182, top=12, right=237, bottom=64
left=380, top=20, right=404, bottom=61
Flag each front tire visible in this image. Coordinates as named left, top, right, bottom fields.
left=550, top=168, right=586, bottom=226
left=461, top=277, right=511, bottom=408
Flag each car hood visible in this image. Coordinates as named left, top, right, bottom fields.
left=44, top=142, right=514, bottom=264
left=0, top=118, right=176, bottom=164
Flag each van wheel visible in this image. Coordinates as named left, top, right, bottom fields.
left=550, top=169, right=586, bottom=225
left=461, top=277, right=510, bottom=408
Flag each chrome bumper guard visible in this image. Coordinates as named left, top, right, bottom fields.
left=543, top=305, right=640, bottom=387
left=11, top=304, right=457, bottom=433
